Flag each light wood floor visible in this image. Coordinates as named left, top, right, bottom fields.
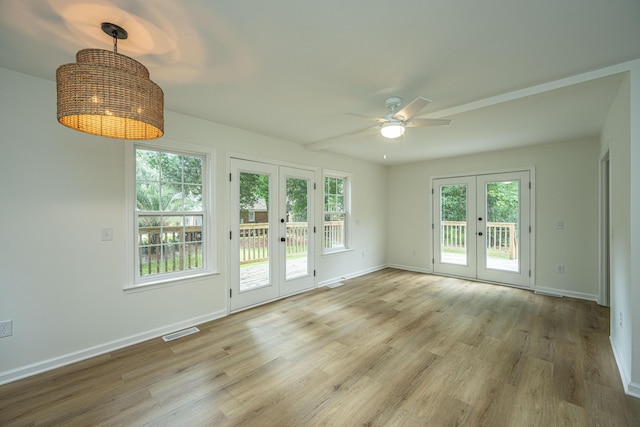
left=1, top=269, right=639, bottom=426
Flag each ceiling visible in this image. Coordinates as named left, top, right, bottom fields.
left=1, top=0, right=639, bottom=165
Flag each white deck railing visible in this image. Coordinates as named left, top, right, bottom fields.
left=442, top=220, right=517, bottom=259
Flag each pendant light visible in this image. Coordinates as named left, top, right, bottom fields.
left=56, top=23, right=164, bottom=140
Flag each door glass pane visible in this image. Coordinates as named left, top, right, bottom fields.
left=239, top=172, right=270, bottom=291
left=440, top=184, right=467, bottom=265
left=485, top=180, right=519, bottom=272
left=285, top=177, right=309, bottom=280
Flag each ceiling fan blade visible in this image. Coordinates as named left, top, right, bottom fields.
left=345, top=112, right=388, bottom=123
left=405, top=118, right=452, bottom=127
left=306, top=125, right=378, bottom=151
left=393, top=96, right=431, bottom=121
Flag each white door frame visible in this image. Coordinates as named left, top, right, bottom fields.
left=598, top=150, right=611, bottom=306
left=431, top=167, right=535, bottom=289
left=228, top=156, right=316, bottom=312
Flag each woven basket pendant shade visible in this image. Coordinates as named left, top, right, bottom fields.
left=56, top=48, right=164, bottom=140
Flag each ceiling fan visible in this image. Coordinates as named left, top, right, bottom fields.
left=347, top=96, right=452, bottom=140
left=306, top=96, right=451, bottom=151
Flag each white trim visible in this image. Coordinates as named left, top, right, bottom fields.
left=124, top=139, right=217, bottom=290
left=598, top=149, right=611, bottom=306
left=317, top=264, right=387, bottom=287
left=322, top=247, right=353, bottom=256
left=227, top=155, right=318, bottom=312
left=227, top=151, right=317, bottom=172
left=386, top=264, right=432, bottom=274
left=532, top=285, right=597, bottom=301
left=123, top=271, right=219, bottom=294
left=0, top=309, right=227, bottom=386
left=610, top=337, right=640, bottom=398
left=230, top=286, right=317, bottom=314
left=430, top=167, right=535, bottom=289
left=389, top=266, right=598, bottom=302
left=322, top=169, right=352, bottom=253
left=428, top=59, right=640, bottom=120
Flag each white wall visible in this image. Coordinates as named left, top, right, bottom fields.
left=0, top=68, right=387, bottom=383
left=630, top=63, right=640, bottom=396
left=603, top=65, right=640, bottom=396
left=602, top=73, right=632, bottom=390
left=387, top=138, right=600, bottom=299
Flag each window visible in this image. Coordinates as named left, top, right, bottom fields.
left=126, top=141, right=214, bottom=288
left=323, top=171, right=350, bottom=253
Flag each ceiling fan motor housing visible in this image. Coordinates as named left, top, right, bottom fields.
left=385, top=96, right=403, bottom=111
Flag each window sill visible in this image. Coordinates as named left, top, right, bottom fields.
left=124, top=270, right=219, bottom=293
left=322, top=248, right=353, bottom=256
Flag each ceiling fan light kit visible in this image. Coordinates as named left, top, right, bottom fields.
left=56, top=22, right=164, bottom=140
left=380, top=121, right=405, bottom=139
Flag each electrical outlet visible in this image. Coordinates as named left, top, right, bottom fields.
left=620, top=312, right=623, bottom=328
left=0, top=320, right=12, bottom=338
left=556, top=265, right=565, bottom=273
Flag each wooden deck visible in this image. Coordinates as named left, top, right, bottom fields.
left=240, top=258, right=309, bottom=291
left=442, top=251, right=519, bottom=272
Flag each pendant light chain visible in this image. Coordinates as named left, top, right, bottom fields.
left=112, top=31, right=118, bottom=54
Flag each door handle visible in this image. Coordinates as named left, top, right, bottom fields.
left=478, top=232, right=483, bottom=236
left=280, top=237, right=286, bottom=242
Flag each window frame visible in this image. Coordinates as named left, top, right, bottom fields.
left=124, top=139, right=216, bottom=290
left=322, top=169, right=352, bottom=254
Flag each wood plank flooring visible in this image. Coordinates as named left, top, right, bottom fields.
left=1, top=268, right=639, bottom=426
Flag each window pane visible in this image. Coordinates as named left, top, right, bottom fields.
left=323, top=175, right=347, bottom=250
left=162, top=242, right=182, bottom=273
left=160, top=183, right=182, bottom=211
left=162, top=216, right=183, bottom=243
left=136, top=182, right=160, bottom=211
left=485, top=181, right=519, bottom=272
left=286, top=177, right=309, bottom=280
left=440, top=184, right=467, bottom=266
left=139, top=244, right=161, bottom=276
left=135, top=147, right=206, bottom=282
left=136, top=150, right=159, bottom=182
left=160, top=152, right=182, bottom=184
left=183, top=184, right=203, bottom=211
left=239, top=172, right=271, bottom=291
left=183, top=156, right=203, bottom=184
left=139, top=215, right=161, bottom=245
left=324, top=213, right=345, bottom=249
left=184, top=243, right=203, bottom=269
left=185, top=217, right=203, bottom=244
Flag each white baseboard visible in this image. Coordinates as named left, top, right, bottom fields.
left=318, top=264, right=388, bottom=287
left=387, top=264, right=432, bottom=274
left=532, top=285, right=598, bottom=301
left=0, top=309, right=227, bottom=386
left=610, top=336, right=640, bottom=398
left=382, top=270, right=598, bottom=303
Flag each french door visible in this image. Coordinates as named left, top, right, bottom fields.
left=230, top=158, right=315, bottom=312
left=433, top=171, right=531, bottom=288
